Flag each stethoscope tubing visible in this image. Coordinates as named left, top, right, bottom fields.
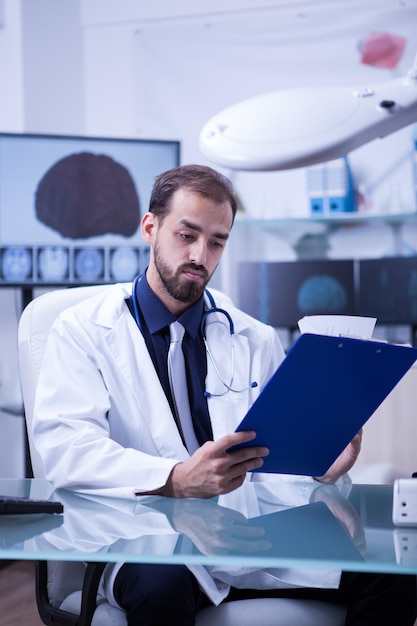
left=131, top=274, right=257, bottom=396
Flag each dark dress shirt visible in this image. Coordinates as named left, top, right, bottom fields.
left=126, top=274, right=213, bottom=449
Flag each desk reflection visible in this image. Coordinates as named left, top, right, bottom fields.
left=29, top=480, right=366, bottom=565
left=1, top=480, right=415, bottom=571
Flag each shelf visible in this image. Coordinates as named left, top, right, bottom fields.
left=234, top=211, right=417, bottom=228
left=232, top=211, right=417, bottom=259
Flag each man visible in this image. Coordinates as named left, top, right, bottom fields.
left=32, top=164, right=416, bottom=625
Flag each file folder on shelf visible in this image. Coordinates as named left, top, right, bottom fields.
left=233, top=333, right=417, bottom=476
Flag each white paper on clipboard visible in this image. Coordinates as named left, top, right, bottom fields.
left=298, top=315, right=377, bottom=339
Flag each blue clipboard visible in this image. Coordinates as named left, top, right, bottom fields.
left=234, top=333, right=417, bottom=476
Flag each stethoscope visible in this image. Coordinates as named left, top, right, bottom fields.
left=131, top=275, right=258, bottom=398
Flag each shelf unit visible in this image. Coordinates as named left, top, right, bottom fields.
left=221, top=211, right=417, bottom=304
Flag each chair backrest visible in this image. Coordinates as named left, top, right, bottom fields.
left=17, top=284, right=112, bottom=477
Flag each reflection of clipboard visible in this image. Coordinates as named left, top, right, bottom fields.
left=234, top=333, right=417, bottom=476
left=247, top=502, right=364, bottom=562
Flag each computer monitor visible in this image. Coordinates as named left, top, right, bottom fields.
left=238, top=259, right=356, bottom=328
left=0, top=132, right=180, bottom=285
left=358, top=256, right=417, bottom=325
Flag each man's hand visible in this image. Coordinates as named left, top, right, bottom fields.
left=163, top=431, right=269, bottom=498
left=314, top=429, right=363, bottom=484
left=310, top=484, right=366, bottom=554
left=171, top=499, right=271, bottom=555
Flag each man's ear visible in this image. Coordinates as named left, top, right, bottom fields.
left=141, top=212, right=157, bottom=244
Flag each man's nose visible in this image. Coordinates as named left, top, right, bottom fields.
left=189, top=240, right=208, bottom=265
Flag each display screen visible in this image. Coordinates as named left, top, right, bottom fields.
left=358, top=257, right=417, bottom=324
left=238, top=260, right=356, bottom=328
left=0, top=132, right=180, bottom=285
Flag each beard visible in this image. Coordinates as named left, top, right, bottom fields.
left=153, top=241, right=212, bottom=304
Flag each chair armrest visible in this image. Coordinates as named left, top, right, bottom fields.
left=36, top=561, right=107, bottom=626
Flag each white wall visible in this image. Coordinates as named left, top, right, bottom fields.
left=0, top=0, right=24, bottom=131
left=21, top=0, right=84, bottom=134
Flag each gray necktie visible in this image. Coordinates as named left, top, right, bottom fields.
left=168, top=321, right=199, bottom=454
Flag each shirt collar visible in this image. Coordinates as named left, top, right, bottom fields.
left=137, top=273, right=205, bottom=339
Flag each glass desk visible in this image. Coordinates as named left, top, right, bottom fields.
left=0, top=478, right=416, bottom=576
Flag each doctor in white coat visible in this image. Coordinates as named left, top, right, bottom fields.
left=32, top=164, right=416, bottom=626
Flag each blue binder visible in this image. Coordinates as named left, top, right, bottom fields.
left=234, top=333, right=417, bottom=476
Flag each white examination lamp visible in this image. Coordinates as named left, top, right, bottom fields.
left=199, top=56, right=417, bottom=171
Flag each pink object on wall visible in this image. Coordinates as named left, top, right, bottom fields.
left=360, top=31, right=406, bottom=69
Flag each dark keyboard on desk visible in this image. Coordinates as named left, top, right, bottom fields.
left=0, top=495, right=63, bottom=515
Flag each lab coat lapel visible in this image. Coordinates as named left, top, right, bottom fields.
left=96, top=291, right=189, bottom=461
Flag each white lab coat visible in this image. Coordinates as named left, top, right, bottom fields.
left=33, top=282, right=284, bottom=497
left=32, top=282, right=342, bottom=604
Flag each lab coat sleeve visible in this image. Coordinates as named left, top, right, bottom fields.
left=32, top=312, right=183, bottom=499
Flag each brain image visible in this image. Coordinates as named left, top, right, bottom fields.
left=35, top=152, right=140, bottom=239
left=297, top=274, right=348, bottom=314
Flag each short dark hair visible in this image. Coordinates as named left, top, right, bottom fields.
left=149, top=164, right=238, bottom=223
